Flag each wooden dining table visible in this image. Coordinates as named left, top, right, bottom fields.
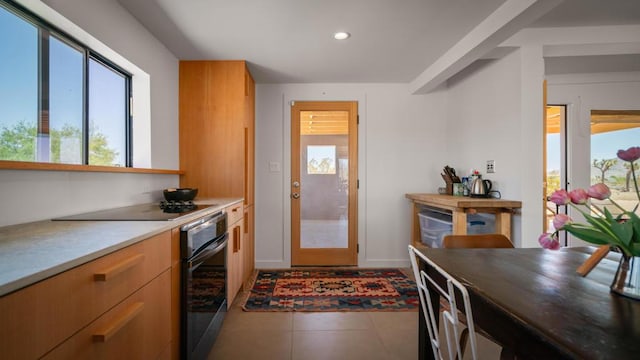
left=416, top=247, right=640, bottom=360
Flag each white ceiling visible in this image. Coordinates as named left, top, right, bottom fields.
left=117, top=0, right=640, bottom=84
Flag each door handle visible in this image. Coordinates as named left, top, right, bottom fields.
left=291, top=193, right=300, bottom=199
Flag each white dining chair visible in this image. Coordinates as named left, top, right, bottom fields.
left=408, top=245, right=480, bottom=360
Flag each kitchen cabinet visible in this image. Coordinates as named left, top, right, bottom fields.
left=42, top=271, right=171, bottom=359
left=179, top=60, right=255, bottom=307
left=169, top=228, right=181, bottom=360
left=179, top=60, right=255, bottom=207
left=243, top=205, right=255, bottom=290
left=0, top=231, right=172, bottom=360
left=226, top=202, right=244, bottom=308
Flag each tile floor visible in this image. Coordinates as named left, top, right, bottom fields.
left=208, top=292, right=418, bottom=360
left=209, top=280, right=502, bottom=360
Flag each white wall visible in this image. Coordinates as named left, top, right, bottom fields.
left=444, top=49, right=640, bottom=250
left=0, top=0, right=180, bottom=226
left=42, top=0, right=180, bottom=170
left=255, top=84, right=447, bottom=268
left=444, top=48, right=546, bottom=247
left=0, top=170, right=177, bottom=226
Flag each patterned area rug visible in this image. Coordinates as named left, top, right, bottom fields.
left=242, top=268, right=418, bottom=312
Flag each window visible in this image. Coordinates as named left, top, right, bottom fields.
left=49, top=35, right=83, bottom=164
left=590, top=110, right=640, bottom=215
left=88, top=58, right=129, bottom=166
left=307, top=145, right=336, bottom=174
left=0, top=4, right=37, bottom=162
left=0, top=1, right=131, bottom=167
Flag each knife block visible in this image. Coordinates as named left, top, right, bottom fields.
left=441, top=174, right=454, bottom=195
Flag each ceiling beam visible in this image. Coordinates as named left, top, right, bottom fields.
left=409, top=0, right=562, bottom=94
left=503, top=24, right=640, bottom=47
left=502, top=24, right=640, bottom=57
left=544, top=42, right=640, bottom=57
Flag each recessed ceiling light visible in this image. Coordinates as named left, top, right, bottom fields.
left=333, top=32, right=350, bottom=40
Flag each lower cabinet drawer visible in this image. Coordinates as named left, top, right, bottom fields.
left=43, top=270, right=171, bottom=359
left=0, top=231, right=171, bottom=360
left=226, top=202, right=243, bottom=226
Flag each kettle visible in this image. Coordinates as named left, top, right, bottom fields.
left=469, top=175, right=492, bottom=198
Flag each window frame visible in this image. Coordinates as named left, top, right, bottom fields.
left=86, top=52, right=133, bottom=167
left=1, top=0, right=133, bottom=167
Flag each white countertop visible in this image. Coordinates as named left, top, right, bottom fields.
left=0, top=198, right=242, bottom=297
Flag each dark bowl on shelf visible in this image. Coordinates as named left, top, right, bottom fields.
left=163, top=188, right=198, bottom=201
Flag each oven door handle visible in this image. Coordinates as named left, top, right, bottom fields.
left=182, top=211, right=225, bottom=234
left=187, top=234, right=228, bottom=270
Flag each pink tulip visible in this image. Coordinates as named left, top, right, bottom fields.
left=569, top=189, right=589, bottom=204
left=549, top=189, right=570, bottom=206
left=538, top=233, right=560, bottom=250
left=587, top=183, right=611, bottom=200
left=553, top=214, right=572, bottom=230
left=617, top=146, right=640, bottom=162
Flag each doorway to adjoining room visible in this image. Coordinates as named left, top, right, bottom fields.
left=290, top=101, right=358, bottom=266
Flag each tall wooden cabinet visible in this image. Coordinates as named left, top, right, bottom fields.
left=179, top=60, right=255, bottom=304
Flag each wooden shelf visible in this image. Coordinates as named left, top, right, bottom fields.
left=0, top=160, right=183, bottom=175
left=405, top=193, right=522, bottom=210
left=406, top=193, right=522, bottom=247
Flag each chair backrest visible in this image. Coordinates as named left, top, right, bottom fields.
left=408, top=245, right=480, bottom=360
left=442, top=234, right=514, bottom=249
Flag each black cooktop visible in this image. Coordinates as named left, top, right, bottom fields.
left=52, top=203, right=211, bottom=221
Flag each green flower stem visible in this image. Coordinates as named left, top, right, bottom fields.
left=567, top=202, right=634, bottom=256
left=585, top=202, right=605, bottom=217
left=608, top=198, right=630, bottom=214
left=631, top=163, right=640, bottom=203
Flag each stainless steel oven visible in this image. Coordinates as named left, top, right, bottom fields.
left=181, top=211, right=228, bottom=360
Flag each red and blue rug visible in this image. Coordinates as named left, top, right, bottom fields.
left=242, top=268, right=418, bottom=312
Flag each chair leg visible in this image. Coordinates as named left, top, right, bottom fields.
left=500, top=347, right=516, bottom=360
left=459, top=328, right=469, bottom=359
left=461, top=326, right=517, bottom=360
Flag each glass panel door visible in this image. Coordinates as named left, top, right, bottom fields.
left=300, top=119, right=349, bottom=248
left=546, top=105, right=568, bottom=246
left=291, top=102, right=357, bottom=266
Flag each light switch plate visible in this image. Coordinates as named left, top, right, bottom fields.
left=269, top=161, right=281, bottom=173
left=487, top=160, right=495, bottom=173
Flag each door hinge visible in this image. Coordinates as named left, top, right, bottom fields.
left=357, top=179, right=360, bottom=189
left=357, top=243, right=359, bottom=253
left=357, top=115, right=359, bottom=124
left=290, top=100, right=295, bottom=107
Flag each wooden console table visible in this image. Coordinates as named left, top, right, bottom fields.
left=405, top=193, right=522, bottom=247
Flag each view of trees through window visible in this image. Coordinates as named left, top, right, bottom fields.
left=590, top=110, right=640, bottom=215
left=307, top=145, right=336, bottom=174
left=0, top=2, right=129, bottom=167
left=546, top=107, right=640, bottom=237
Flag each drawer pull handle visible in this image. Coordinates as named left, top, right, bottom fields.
left=233, top=226, right=241, bottom=253
left=93, top=302, right=144, bottom=342
left=94, top=254, right=145, bottom=281
left=232, top=207, right=239, bottom=212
